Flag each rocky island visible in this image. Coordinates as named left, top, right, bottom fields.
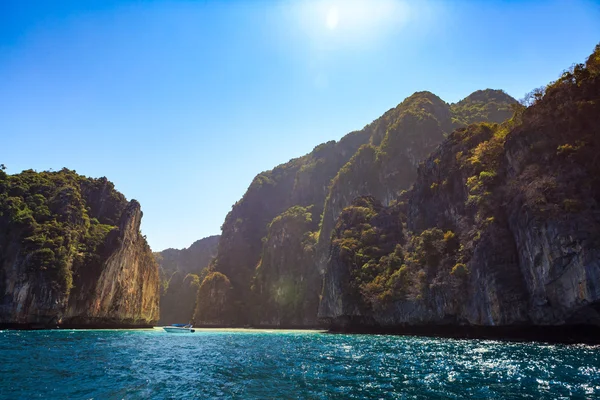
left=319, top=45, right=600, bottom=341
left=184, top=44, right=600, bottom=342
left=0, top=168, right=159, bottom=328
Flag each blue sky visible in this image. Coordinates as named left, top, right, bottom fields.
left=1, top=0, right=599, bottom=251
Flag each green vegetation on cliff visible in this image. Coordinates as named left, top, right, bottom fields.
left=199, top=87, right=517, bottom=327
left=331, top=196, right=462, bottom=309
left=331, top=196, right=404, bottom=305
left=251, top=205, right=320, bottom=327
left=450, top=89, right=516, bottom=127
left=193, top=271, right=232, bottom=326
left=320, top=43, right=600, bottom=329
left=208, top=129, right=370, bottom=325
left=0, top=167, right=159, bottom=327
left=0, top=168, right=128, bottom=294
left=155, top=235, right=219, bottom=324
left=317, top=89, right=517, bottom=287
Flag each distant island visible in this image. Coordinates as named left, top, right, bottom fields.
left=2, top=44, right=599, bottom=342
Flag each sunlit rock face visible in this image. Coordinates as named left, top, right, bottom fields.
left=0, top=170, right=159, bottom=328
left=320, top=47, right=600, bottom=332
left=63, top=201, right=160, bottom=327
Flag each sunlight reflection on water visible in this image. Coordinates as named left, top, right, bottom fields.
left=0, top=329, right=599, bottom=399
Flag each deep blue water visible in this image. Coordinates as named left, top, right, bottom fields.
left=1, top=329, right=599, bottom=399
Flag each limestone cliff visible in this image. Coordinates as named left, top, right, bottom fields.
left=319, top=45, right=600, bottom=338
left=316, top=91, right=516, bottom=278
left=0, top=169, right=159, bottom=328
left=208, top=131, right=369, bottom=325
left=155, top=235, right=219, bottom=325
left=251, top=206, right=320, bottom=327
left=316, top=92, right=454, bottom=276
left=204, top=89, right=515, bottom=327
left=193, top=271, right=232, bottom=326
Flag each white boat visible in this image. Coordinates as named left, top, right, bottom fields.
left=163, top=324, right=195, bottom=333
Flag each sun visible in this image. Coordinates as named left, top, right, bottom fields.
left=326, top=6, right=339, bottom=30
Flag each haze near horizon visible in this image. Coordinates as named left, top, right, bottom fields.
left=2, top=0, right=599, bottom=251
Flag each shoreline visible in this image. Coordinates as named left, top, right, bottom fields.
left=3, top=322, right=600, bottom=344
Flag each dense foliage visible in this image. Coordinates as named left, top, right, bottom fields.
left=251, top=205, right=320, bottom=326
left=450, top=89, right=516, bottom=127
left=0, top=168, right=128, bottom=294
left=203, top=84, right=515, bottom=324
left=318, top=90, right=517, bottom=277
left=155, top=235, right=219, bottom=324
left=332, top=197, right=462, bottom=308
left=193, top=271, right=232, bottom=325
left=332, top=43, right=600, bottom=315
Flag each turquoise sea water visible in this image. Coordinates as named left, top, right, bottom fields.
left=1, top=329, right=599, bottom=399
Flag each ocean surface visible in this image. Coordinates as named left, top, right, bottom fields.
left=1, top=329, right=599, bottom=399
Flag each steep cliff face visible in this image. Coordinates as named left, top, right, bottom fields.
left=207, top=131, right=369, bottom=325
left=316, top=90, right=516, bottom=279
left=203, top=89, right=515, bottom=327
left=319, top=45, right=600, bottom=334
left=319, top=126, right=522, bottom=329
left=319, top=196, right=406, bottom=327
left=155, top=235, right=219, bottom=325
left=0, top=169, right=159, bottom=327
left=64, top=201, right=159, bottom=326
left=193, top=271, right=232, bottom=326
left=316, top=92, right=453, bottom=274
left=251, top=206, right=320, bottom=327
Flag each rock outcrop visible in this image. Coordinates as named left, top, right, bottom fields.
left=193, top=271, right=232, bottom=326
left=208, top=132, right=370, bottom=325
left=316, top=91, right=517, bottom=276
left=316, top=92, right=456, bottom=276
left=0, top=169, right=159, bottom=328
left=319, top=44, right=600, bottom=339
left=201, top=89, right=515, bottom=327
left=155, top=235, right=219, bottom=325
left=251, top=206, right=320, bottom=327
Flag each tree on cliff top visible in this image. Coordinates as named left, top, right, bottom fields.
left=0, top=168, right=129, bottom=294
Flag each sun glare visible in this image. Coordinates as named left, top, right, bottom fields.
left=286, top=0, right=414, bottom=50
left=326, top=6, right=339, bottom=30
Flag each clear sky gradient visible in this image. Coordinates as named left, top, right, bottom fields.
left=1, top=0, right=599, bottom=251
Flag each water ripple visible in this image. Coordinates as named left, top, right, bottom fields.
left=0, top=329, right=599, bottom=399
